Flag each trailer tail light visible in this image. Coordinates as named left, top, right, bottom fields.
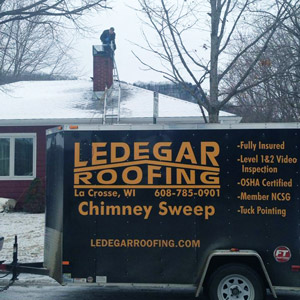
left=291, top=265, right=300, bottom=272
left=230, top=248, right=240, bottom=252
left=69, top=125, right=78, bottom=130
left=62, top=261, right=70, bottom=266
left=0, top=263, right=7, bottom=271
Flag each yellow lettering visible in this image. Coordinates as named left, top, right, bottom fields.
left=201, top=142, right=219, bottom=166
left=134, top=142, right=149, bottom=160
left=175, top=142, right=197, bottom=164
left=194, top=206, right=204, bottom=216
left=78, top=201, right=88, bottom=215
left=74, top=143, right=88, bottom=167
left=97, top=169, right=117, bottom=184
left=177, top=169, right=195, bottom=184
left=200, top=171, right=219, bottom=184
left=148, top=165, right=161, bottom=184
left=183, top=206, right=192, bottom=215
left=153, top=142, right=172, bottom=161
left=92, top=143, right=107, bottom=165
left=89, top=202, right=99, bottom=215
left=166, top=167, right=172, bottom=184
left=205, top=206, right=215, bottom=219
left=111, top=142, right=130, bottom=163
left=122, top=166, right=143, bottom=184
left=158, top=201, right=168, bottom=216
left=74, top=172, right=92, bottom=184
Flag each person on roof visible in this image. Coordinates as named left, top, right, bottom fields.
left=100, top=27, right=116, bottom=51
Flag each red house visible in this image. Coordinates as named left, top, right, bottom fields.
left=0, top=46, right=240, bottom=208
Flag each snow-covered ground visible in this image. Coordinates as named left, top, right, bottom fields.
left=0, top=213, right=44, bottom=263
left=0, top=213, right=57, bottom=285
left=1, top=213, right=300, bottom=299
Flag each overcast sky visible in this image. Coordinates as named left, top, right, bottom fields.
left=73, top=1, right=166, bottom=84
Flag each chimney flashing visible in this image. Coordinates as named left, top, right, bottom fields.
left=93, top=45, right=112, bottom=57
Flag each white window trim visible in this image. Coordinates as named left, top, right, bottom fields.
left=0, top=133, right=37, bottom=180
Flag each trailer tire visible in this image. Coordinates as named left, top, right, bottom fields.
left=208, top=263, right=265, bottom=300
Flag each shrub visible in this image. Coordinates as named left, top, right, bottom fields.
left=23, top=178, right=45, bottom=213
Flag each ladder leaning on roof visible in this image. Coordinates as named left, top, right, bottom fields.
left=103, top=45, right=121, bottom=125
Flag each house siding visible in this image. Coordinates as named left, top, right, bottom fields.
left=0, top=126, right=54, bottom=209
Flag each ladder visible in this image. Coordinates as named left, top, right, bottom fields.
left=103, top=49, right=121, bottom=124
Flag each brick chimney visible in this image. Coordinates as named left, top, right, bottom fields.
left=93, top=45, right=113, bottom=92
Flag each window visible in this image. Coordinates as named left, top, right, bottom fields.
left=0, top=139, right=9, bottom=176
left=0, top=134, right=36, bottom=179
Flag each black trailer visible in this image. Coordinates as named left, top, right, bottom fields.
left=2, top=123, right=300, bottom=300
left=44, top=123, right=300, bottom=299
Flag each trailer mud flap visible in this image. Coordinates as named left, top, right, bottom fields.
left=44, top=227, right=62, bottom=283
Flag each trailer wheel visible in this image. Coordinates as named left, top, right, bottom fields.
left=208, top=264, right=265, bottom=300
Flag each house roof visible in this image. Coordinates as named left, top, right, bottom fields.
left=0, top=80, right=241, bottom=126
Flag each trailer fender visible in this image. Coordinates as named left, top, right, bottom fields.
left=195, top=250, right=277, bottom=298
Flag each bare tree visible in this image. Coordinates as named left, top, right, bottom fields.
left=134, top=0, right=299, bottom=122
left=0, top=0, right=109, bottom=26
left=224, top=6, right=300, bottom=122
left=0, top=0, right=110, bottom=84
left=0, top=17, right=72, bottom=82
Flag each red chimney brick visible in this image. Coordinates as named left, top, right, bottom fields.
left=93, top=46, right=114, bottom=91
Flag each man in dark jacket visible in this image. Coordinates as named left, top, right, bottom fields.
left=100, top=27, right=116, bottom=51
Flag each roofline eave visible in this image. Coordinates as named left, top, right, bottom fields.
left=0, top=115, right=241, bottom=127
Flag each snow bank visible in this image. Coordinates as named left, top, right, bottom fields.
left=0, top=198, right=17, bottom=213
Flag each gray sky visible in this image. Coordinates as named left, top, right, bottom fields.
left=74, top=1, right=165, bottom=84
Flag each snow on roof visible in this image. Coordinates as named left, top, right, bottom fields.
left=0, top=80, right=95, bottom=120
left=0, top=80, right=240, bottom=125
